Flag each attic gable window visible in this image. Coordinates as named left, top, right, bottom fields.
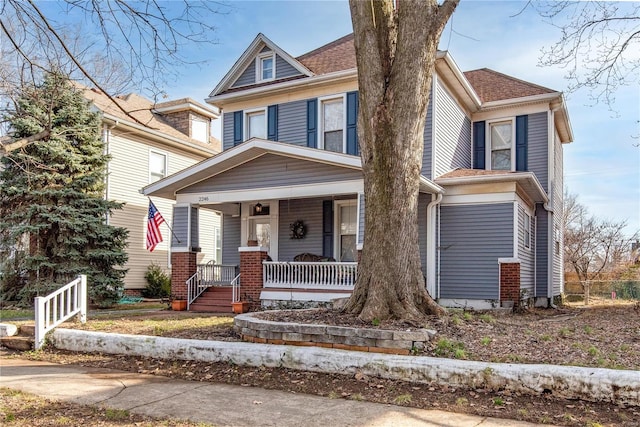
left=256, top=52, right=275, bottom=82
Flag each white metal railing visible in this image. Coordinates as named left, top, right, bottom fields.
left=187, top=262, right=239, bottom=309
left=263, top=261, right=357, bottom=290
left=34, top=275, right=87, bottom=350
left=231, top=273, right=242, bottom=302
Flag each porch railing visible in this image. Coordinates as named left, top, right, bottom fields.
left=34, top=275, right=87, bottom=350
left=187, top=262, right=239, bottom=309
left=231, top=273, right=242, bottom=303
left=263, top=261, right=357, bottom=290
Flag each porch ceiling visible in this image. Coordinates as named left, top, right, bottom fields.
left=142, top=138, right=443, bottom=200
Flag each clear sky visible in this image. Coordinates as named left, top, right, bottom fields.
left=44, top=0, right=640, bottom=237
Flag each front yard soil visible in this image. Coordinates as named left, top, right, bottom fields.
left=5, top=304, right=640, bottom=426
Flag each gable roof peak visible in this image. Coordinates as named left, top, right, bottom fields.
left=208, top=32, right=313, bottom=99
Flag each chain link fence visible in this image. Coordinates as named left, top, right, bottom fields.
left=564, top=280, right=640, bottom=304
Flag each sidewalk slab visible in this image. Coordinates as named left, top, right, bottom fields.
left=0, top=357, right=552, bottom=427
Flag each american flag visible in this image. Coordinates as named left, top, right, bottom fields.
left=146, top=200, right=165, bottom=252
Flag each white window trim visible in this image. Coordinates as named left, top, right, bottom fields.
left=244, top=107, right=267, bottom=140
left=256, top=51, right=275, bottom=83
left=523, top=211, right=532, bottom=250
left=318, top=93, right=347, bottom=153
left=334, top=199, right=357, bottom=262
left=148, top=149, right=168, bottom=184
left=190, top=115, right=210, bottom=143
left=485, top=117, right=516, bottom=171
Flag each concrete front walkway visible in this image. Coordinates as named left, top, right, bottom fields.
left=0, top=357, right=553, bottom=427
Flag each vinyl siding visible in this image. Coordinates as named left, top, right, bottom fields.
left=222, top=112, right=234, bottom=151
left=439, top=203, right=514, bottom=300
left=275, top=55, right=301, bottom=79
left=527, top=112, right=548, bottom=192
left=231, top=62, right=256, bottom=88
left=172, top=206, right=189, bottom=248
left=179, top=154, right=362, bottom=194
left=278, top=198, right=324, bottom=260
left=106, top=131, right=211, bottom=289
left=552, top=132, right=564, bottom=295
left=222, top=214, right=241, bottom=265
left=535, top=204, right=549, bottom=297
left=277, top=99, right=307, bottom=145
left=421, top=92, right=433, bottom=179
left=518, top=204, right=535, bottom=297
left=433, top=80, right=471, bottom=177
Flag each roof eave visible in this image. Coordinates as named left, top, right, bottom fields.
left=436, top=51, right=482, bottom=111
left=435, top=171, right=549, bottom=204
left=153, top=102, right=220, bottom=120
left=206, top=69, right=358, bottom=107
left=102, top=112, right=218, bottom=157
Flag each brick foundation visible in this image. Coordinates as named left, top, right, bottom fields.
left=239, top=247, right=269, bottom=311
left=500, top=261, right=521, bottom=307
left=171, top=251, right=198, bottom=300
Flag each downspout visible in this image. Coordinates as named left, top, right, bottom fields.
left=426, top=192, right=443, bottom=298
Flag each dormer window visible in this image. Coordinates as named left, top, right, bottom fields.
left=257, top=52, right=275, bottom=82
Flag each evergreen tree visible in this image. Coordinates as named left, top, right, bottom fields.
left=0, top=72, right=128, bottom=307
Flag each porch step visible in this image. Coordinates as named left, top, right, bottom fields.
left=0, top=323, right=35, bottom=351
left=189, top=286, right=233, bottom=313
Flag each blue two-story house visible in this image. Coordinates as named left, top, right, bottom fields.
left=143, top=33, right=573, bottom=311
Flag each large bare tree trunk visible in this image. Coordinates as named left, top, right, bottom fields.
left=344, top=0, right=458, bottom=322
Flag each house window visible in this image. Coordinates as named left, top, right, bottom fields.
left=523, top=212, right=531, bottom=249
left=257, top=52, right=274, bottom=82
left=245, top=109, right=266, bottom=139
left=335, top=200, right=357, bottom=262
left=488, top=120, right=514, bottom=171
left=149, top=151, right=167, bottom=183
left=320, top=96, right=345, bottom=153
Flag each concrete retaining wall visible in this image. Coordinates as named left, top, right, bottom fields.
left=51, top=328, right=640, bottom=407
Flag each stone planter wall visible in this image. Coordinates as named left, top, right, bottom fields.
left=234, top=312, right=436, bottom=355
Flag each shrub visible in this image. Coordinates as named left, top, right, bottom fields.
left=142, top=264, right=171, bottom=298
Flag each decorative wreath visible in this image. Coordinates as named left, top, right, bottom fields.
left=290, top=220, right=307, bottom=239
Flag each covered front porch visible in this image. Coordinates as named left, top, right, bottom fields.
left=142, top=138, right=441, bottom=311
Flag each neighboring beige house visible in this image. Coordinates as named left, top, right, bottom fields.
left=83, top=88, right=222, bottom=293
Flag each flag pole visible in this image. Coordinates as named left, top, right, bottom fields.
left=149, top=198, right=181, bottom=243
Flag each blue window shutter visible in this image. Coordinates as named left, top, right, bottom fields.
left=307, top=99, right=317, bottom=148
left=233, top=111, right=243, bottom=146
left=346, top=91, right=359, bottom=155
left=473, top=121, right=486, bottom=169
left=267, top=105, right=278, bottom=141
left=322, top=200, right=333, bottom=258
left=516, top=115, right=528, bottom=171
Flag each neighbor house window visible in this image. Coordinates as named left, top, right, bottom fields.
left=523, top=212, right=531, bottom=249
left=320, top=96, right=345, bottom=153
left=245, top=109, right=266, bottom=139
left=191, top=117, right=209, bottom=143
left=257, top=52, right=274, bottom=82
left=149, top=151, right=167, bottom=183
left=488, top=120, right=514, bottom=171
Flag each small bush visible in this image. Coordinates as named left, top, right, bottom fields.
left=142, top=264, right=171, bottom=298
